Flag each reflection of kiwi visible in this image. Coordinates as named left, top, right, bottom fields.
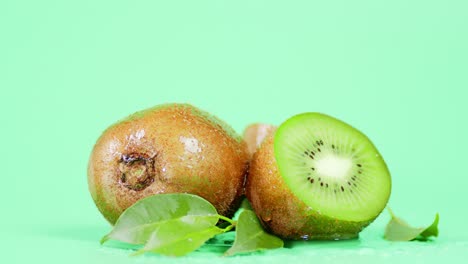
left=88, top=103, right=249, bottom=224
left=246, top=113, right=391, bottom=240
left=243, top=123, right=276, bottom=158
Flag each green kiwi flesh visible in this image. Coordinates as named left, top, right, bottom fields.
left=274, top=113, right=391, bottom=224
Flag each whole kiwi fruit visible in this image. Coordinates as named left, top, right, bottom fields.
left=246, top=113, right=391, bottom=240
left=88, top=103, right=249, bottom=224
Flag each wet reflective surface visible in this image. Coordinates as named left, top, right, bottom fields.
left=11, top=218, right=468, bottom=263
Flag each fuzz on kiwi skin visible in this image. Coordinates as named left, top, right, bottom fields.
left=88, top=103, right=249, bottom=225
left=246, top=131, right=371, bottom=240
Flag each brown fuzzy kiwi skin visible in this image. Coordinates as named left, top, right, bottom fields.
left=88, top=103, right=249, bottom=225
left=246, top=131, right=372, bottom=240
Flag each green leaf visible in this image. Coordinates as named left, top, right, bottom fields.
left=133, top=225, right=225, bottom=257
left=101, top=193, right=219, bottom=245
left=225, top=210, right=283, bottom=256
left=384, top=208, right=439, bottom=241
left=240, top=198, right=253, bottom=211
left=420, top=213, right=439, bottom=238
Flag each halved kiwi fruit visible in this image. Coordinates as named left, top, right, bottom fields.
left=246, top=113, right=391, bottom=240
left=88, top=103, right=249, bottom=225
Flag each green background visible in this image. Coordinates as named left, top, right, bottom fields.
left=2, top=0, right=467, bottom=263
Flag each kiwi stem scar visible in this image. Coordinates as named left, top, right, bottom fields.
left=118, top=153, right=156, bottom=191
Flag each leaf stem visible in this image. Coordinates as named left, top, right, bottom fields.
left=218, top=214, right=236, bottom=225
left=100, top=235, right=110, bottom=245
left=222, top=223, right=235, bottom=233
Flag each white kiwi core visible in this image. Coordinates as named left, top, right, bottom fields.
left=316, top=155, right=352, bottom=180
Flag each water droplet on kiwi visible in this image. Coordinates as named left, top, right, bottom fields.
left=261, top=214, right=272, bottom=222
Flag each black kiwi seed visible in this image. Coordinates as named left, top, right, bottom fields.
left=357, top=164, right=362, bottom=167
left=326, top=183, right=329, bottom=188
left=348, top=181, right=351, bottom=186
left=358, top=170, right=362, bottom=174
left=341, top=186, right=345, bottom=192
left=332, top=144, right=335, bottom=149
left=320, top=182, right=324, bottom=187
left=310, top=178, right=314, bottom=183
left=311, top=167, right=315, bottom=171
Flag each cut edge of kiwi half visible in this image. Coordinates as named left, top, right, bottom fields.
left=274, top=112, right=391, bottom=223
